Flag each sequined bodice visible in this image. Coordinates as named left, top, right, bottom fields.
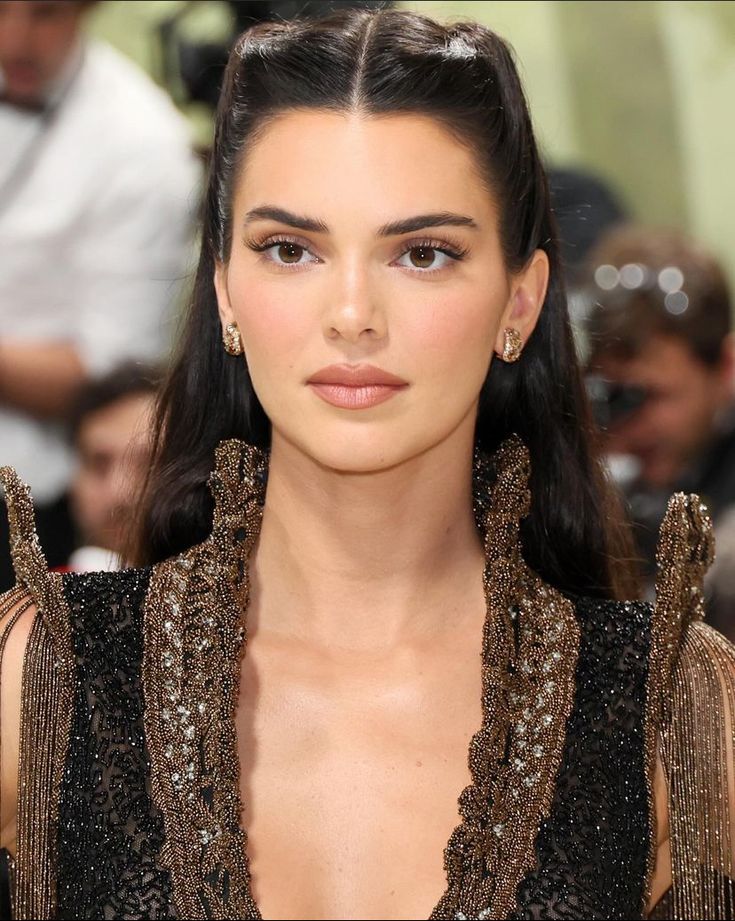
left=4, top=432, right=730, bottom=920
left=53, top=566, right=652, bottom=920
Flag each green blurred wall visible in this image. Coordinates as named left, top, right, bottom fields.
left=87, top=0, right=735, bottom=289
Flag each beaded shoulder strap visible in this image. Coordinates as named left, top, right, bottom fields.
left=644, top=492, right=735, bottom=918
left=0, top=466, right=51, bottom=600
left=649, top=492, right=714, bottom=728
left=0, top=467, right=75, bottom=919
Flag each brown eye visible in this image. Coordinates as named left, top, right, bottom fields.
left=409, top=245, right=436, bottom=269
left=278, top=242, right=303, bottom=264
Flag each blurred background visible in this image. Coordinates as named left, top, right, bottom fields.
left=85, top=0, right=735, bottom=289
left=2, top=0, right=735, bottom=636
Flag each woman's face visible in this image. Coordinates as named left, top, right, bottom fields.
left=215, top=110, right=547, bottom=472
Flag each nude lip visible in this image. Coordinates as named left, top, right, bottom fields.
left=307, top=364, right=408, bottom=410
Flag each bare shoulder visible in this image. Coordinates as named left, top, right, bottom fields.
left=0, top=587, right=40, bottom=856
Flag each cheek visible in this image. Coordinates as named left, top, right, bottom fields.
left=73, top=474, right=99, bottom=517
left=227, top=266, right=313, bottom=377
left=403, top=291, right=497, bottom=386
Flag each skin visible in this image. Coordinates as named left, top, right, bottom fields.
left=0, top=0, right=92, bottom=417
left=69, top=391, right=155, bottom=555
left=0, top=0, right=87, bottom=105
left=213, top=109, right=547, bottom=919
left=1, top=109, right=673, bottom=918
left=594, top=333, right=735, bottom=489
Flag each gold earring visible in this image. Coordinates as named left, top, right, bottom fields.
left=501, top=327, right=523, bottom=363
left=223, top=323, right=243, bottom=356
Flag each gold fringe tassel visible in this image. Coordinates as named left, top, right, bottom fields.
left=660, top=621, right=735, bottom=919
left=0, top=468, right=75, bottom=920
left=647, top=491, right=735, bottom=919
left=0, top=586, right=34, bottom=921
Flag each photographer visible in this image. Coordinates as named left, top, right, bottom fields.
left=0, top=0, right=200, bottom=589
left=584, top=225, right=735, bottom=636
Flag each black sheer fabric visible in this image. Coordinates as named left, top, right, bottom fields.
left=47, top=571, right=652, bottom=920
left=56, top=569, right=175, bottom=920
left=1, top=846, right=13, bottom=919
left=510, top=596, right=651, bottom=920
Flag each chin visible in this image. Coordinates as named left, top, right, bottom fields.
left=276, top=421, right=434, bottom=476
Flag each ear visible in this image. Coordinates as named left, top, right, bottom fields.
left=493, top=249, right=550, bottom=357
left=213, top=260, right=236, bottom=329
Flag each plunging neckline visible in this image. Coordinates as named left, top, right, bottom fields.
left=235, top=571, right=491, bottom=921
left=141, top=436, right=581, bottom=920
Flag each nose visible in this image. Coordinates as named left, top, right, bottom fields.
left=323, top=258, right=387, bottom=345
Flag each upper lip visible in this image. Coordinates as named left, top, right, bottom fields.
left=307, top=364, right=408, bottom=387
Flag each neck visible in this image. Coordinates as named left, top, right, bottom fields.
left=250, top=428, right=486, bottom=650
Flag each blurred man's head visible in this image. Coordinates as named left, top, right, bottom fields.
left=0, top=0, right=93, bottom=106
left=69, top=363, right=159, bottom=556
left=585, top=226, right=734, bottom=490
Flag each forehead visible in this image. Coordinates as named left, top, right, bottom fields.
left=79, top=393, right=154, bottom=443
left=0, top=0, right=83, bottom=21
left=234, top=110, right=496, bottom=229
left=596, top=333, right=706, bottom=384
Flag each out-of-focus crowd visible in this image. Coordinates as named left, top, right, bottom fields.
left=2, top=0, right=735, bottom=639
left=0, top=0, right=200, bottom=584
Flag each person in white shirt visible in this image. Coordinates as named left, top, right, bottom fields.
left=0, top=0, right=201, bottom=589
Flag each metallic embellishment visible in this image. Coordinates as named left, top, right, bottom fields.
left=142, top=440, right=267, bottom=919
left=5, top=443, right=725, bottom=917
left=643, top=490, right=713, bottom=915
left=0, top=467, right=76, bottom=920
left=0, top=585, right=34, bottom=921
left=644, top=492, right=735, bottom=918
left=501, top=327, right=523, bottom=363
left=431, top=436, right=580, bottom=920
left=140, top=434, right=580, bottom=921
left=222, top=323, right=244, bottom=356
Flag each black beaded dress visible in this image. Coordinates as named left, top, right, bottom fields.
left=0, top=436, right=733, bottom=920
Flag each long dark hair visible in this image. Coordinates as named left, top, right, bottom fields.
left=131, top=7, right=639, bottom=600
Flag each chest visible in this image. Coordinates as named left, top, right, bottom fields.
left=236, top=632, right=484, bottom=921
left=55, top=576, right=654, bottom=921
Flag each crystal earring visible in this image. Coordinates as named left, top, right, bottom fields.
left=501, top=327, right=523, bottom=363
left=222, top=323, right=243, bottom=356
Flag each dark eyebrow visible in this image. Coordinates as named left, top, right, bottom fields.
left=244, top=206, right=328, bottom=233
left=378, top=212, right=478, bottom=236
left=243, top=206, right=478, bottom=236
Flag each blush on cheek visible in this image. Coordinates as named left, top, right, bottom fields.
left=232, top=280, right=311, bottom=366
left=407, top=297, right=496, bottom=372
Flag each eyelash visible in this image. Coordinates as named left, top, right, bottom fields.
left=403, top=238, right=469, bottom=268
left=244, top=234, right=469, bottom=273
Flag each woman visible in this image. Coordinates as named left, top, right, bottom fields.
left=0, top=8, right=732, bottom=920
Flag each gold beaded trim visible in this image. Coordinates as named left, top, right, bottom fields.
left=431, top=437, right=580, bottom=919
left=142, top=441, right=267, bottom=919
left=644, top=491, right=713, bottom=912
left=0, top=584, right=34, bottom=921
left=663, top=620, right=735, bottom=918
left=142, top=436, right=579, bottom=920
left=0, top=467, right=76, bottom=920
left=644, top=491, right=735, bottom=918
